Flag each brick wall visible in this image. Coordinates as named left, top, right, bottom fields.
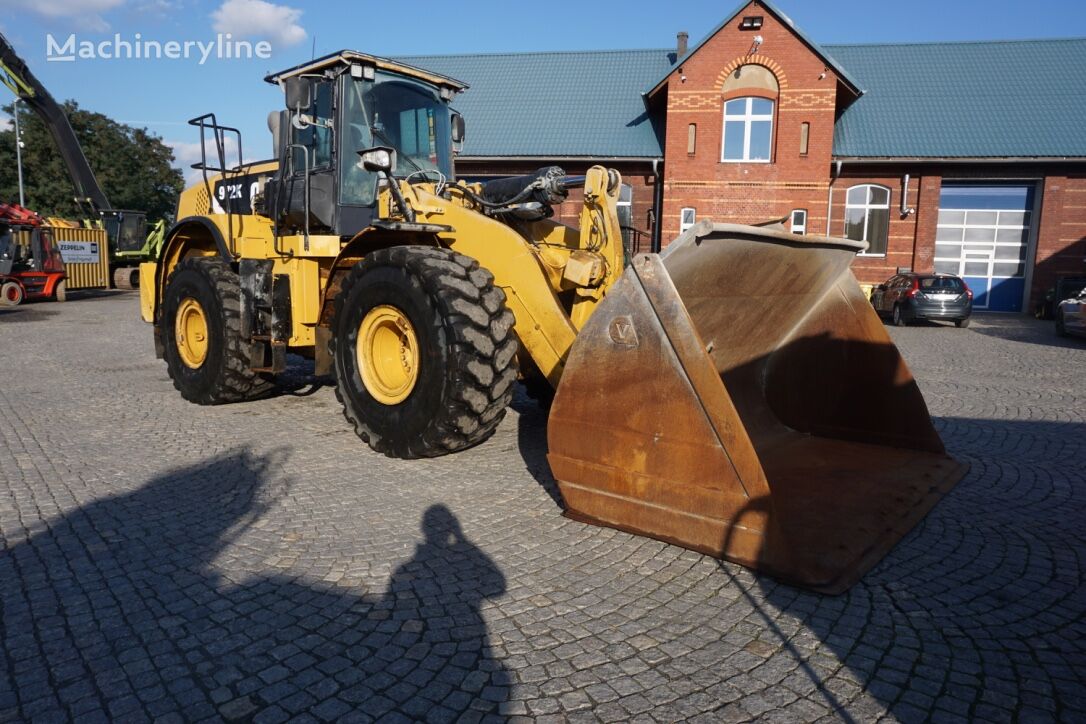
left=1034, top=174, right=1086, bottom=308
left=656, top=1, right=842, bottom=242
left=832, top=171, right=926, bottom=285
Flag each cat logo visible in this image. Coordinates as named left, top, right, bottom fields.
left=607, top=316, right=639, bottom=348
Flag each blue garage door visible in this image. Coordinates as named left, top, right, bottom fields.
left=934, top=184, right=1034, bottom=312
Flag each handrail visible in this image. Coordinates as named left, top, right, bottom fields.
left=285, top=144, right=311, bottom=253
left=187, top=113, right=245, bottom=256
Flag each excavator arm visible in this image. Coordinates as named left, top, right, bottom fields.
left=0, top=32, right=112, bottom=213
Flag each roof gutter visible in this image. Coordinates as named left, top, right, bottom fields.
left=832, top=156, right=1086, bottom=165
left=456, top=155, right=660, bottom=163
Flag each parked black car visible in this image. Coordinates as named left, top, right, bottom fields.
left=870, top=273, right=973, bottom=328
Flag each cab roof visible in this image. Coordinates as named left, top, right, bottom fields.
left=264, top=50, right=468, bottom=94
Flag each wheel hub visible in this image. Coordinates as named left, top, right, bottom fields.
left=357, top=305, right=419, bottom=404
left=175, top=297, right=209, bottom=368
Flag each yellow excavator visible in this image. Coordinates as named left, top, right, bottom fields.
left=143, top=51, right=966, bottom=593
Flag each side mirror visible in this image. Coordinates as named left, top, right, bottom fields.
left=451, top=112, right=465, bottom=144
left=358, top=146, right=396, bottom=173
left=268, top=110, right=287, bottom=160
left=284, top=76, right=314, bottom=111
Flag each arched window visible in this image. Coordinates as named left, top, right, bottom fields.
left=721, top=97, right=774, bottom=163
left=844, top=184, right=890, bottom=256
left=720, top=64, right=778, bottom=164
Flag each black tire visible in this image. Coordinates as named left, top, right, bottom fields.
left=892, top=304, right=907, bottom=327
left=53, top=279, right=67, bottom=303
left=161, top=258, right=275, bottom=404
left=331, top=246, right=518, bottom=458
left=954, top=317, right=970, bottom=328
left=113, top=266, right=139, bottom=290
left=1056, top=311, right=1068, bottom=337
left=1, top=281, right=24, bottom=307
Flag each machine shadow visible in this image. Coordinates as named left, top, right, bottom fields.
left=547, top=309, right=1083, bottom=720
left=512, top=385, right=565, bottom=508
left=714, top=415, right=1085, bottom=722
left=0, top=447, right=510, bottom=722
left=963, top=312, right=1085, bottom=348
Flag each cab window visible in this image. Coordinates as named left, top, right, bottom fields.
left=291, top=80, right=333, bottom=173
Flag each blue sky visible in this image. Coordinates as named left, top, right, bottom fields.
left=3, top=0, right=1086, bottom=183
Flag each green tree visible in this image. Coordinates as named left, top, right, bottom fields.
left=0, top=100, right=183, bottom=224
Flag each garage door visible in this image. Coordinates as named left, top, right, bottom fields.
left=934, top=184, right=1035, bottom=312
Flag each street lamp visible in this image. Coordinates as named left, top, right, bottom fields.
left=12, top=97, right=25, bottom=207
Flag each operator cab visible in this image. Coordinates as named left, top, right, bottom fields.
left=262, top=50, right=467, bottom=237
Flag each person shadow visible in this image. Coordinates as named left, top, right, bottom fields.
left=0, top=447, right=510, bottom=723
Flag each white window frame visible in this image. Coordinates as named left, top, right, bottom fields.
left=844, top=184, right=891, bottom=257
left=679, top=207, right=696, bottom=233
left=790, top=209, right=807, bottom=235
left=933, top=208, right=1031, bottom=282
left=721, top=97, right=774, bottom=163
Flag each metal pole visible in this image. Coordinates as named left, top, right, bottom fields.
left=13, top=98, right=25, bottom=207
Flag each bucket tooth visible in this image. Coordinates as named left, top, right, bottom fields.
left=548, top=221, right=968, bottom=594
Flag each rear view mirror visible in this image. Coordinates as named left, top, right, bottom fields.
left=267, top=111, right=287, bottom=159
left=284, top=76, right=314, bottom=111
left=451, top=112, right=465, bottom=143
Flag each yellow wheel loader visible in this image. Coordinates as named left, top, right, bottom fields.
left=143, top=51, right=966, bottom=593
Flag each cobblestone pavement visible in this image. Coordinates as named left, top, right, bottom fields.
left=1, top=293, right=1084, bottom=723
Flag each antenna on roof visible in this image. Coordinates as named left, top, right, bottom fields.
left=311, top=36, right=316, bottom=60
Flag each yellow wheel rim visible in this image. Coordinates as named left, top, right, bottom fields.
left=175, top=297, right=209, bottom=369
left=357, top=305, right=419, bottom=404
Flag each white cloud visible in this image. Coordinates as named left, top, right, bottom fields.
left=0, top=116, right=12, bottom=132
left=167, top=137, right=239, bottom=185
left=12, top=0, right=127, bottom=31
left=167, top=137, right=263, bottom=186
left=211, top=0, right=306, bottom=48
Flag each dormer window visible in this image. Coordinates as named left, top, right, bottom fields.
left=721, top=97, right=774, bottom=162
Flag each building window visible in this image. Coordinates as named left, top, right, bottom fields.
left=844, top=184, right=890, bottom=256
left=687, top=124, right=697, bottom=155
left=799, top=122, right=810, bottom=156
left=791, top=209, right=807, bottom=235
left=680, top=207, right=696, bottom=233
left=721, top=97, right=773, bottom=163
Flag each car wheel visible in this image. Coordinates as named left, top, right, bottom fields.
left=892, top=304, right=907, bottom=327
left=954, top=317, right=970, bottom=328
left=1056, top=311, right=1068, bottom=337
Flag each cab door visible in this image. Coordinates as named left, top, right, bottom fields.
left=279, top=77, right=337, bottom=232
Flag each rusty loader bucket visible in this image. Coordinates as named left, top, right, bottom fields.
left=547, top=221, right=968, bottom=594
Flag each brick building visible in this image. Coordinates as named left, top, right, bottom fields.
left=402, top=0, right=1086, bottom=313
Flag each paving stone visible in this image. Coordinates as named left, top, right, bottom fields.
left=1, top=299, right=1083, bottom=723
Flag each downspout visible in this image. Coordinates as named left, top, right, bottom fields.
left=900, top=173, right=916, bottom=216
left=826, top=159, right=842, bottom=235
left=651, top=158, right=664, bottom=253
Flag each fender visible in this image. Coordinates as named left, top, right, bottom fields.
left=148, top=217, right=231, bottom=355
left=159, top=216, right=231, bottom=262
left=319, top=226, right=444, bottom=327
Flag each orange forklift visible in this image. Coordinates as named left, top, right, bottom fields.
left=0, top=202, right=66, bottom=306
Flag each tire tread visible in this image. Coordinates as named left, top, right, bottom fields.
left=331, top=246, right=517, bottom=458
